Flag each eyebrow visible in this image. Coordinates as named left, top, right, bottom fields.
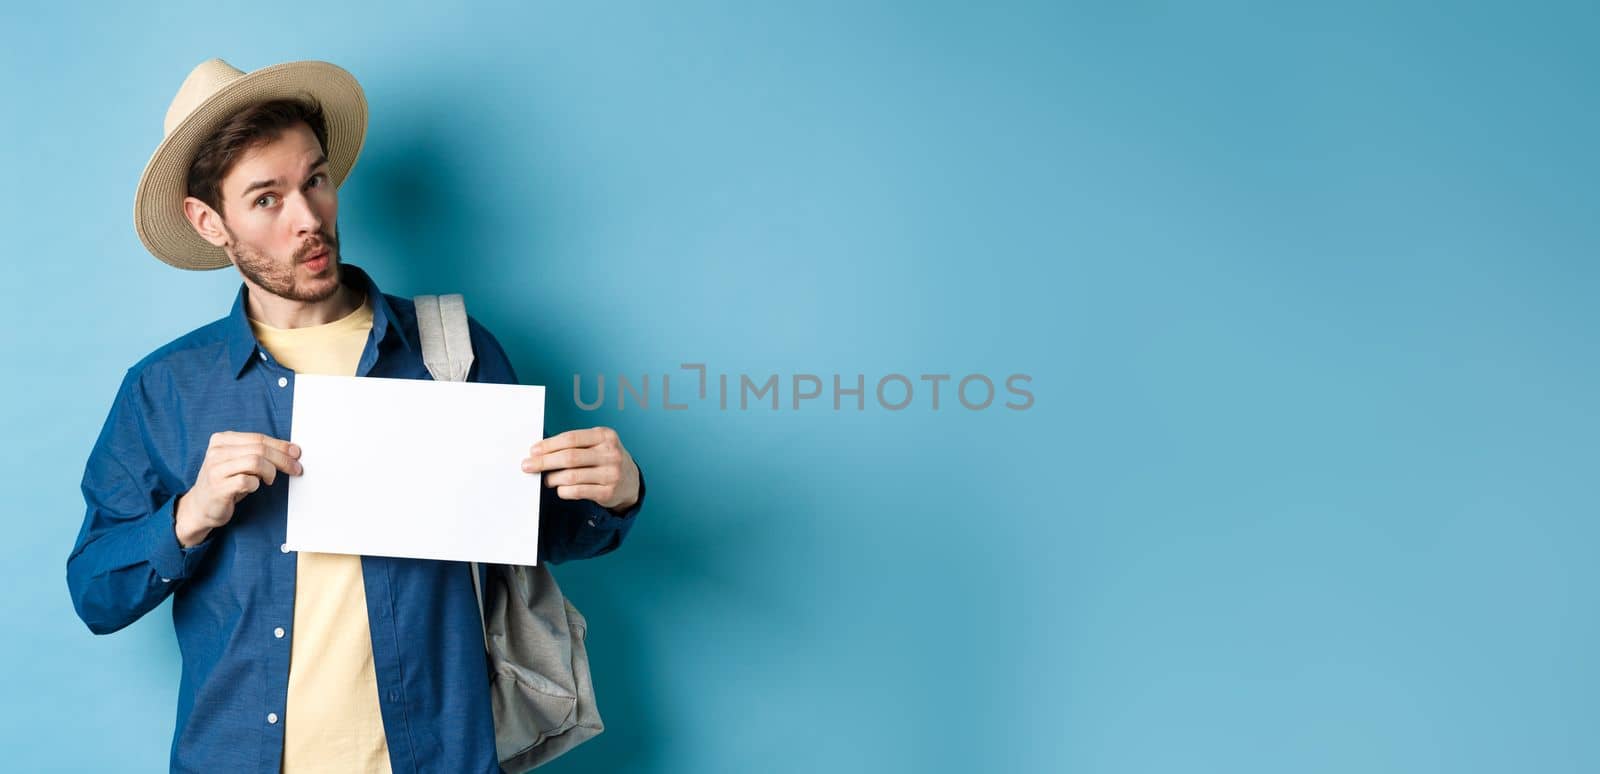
left=238, top=154, right=330, bottom=200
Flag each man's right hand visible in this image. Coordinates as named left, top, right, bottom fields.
left=173, top=432, right=303, bottom=548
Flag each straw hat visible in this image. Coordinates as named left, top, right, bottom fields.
left=133, top=59, right=368, bottom=270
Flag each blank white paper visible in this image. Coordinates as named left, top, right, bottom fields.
left=284, top=374, right=544, bottom=565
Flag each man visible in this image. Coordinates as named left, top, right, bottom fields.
left=65, top=59, right=645, bottom=773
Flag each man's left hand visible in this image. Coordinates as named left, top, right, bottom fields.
left=521, top=426, right=640, bottom=514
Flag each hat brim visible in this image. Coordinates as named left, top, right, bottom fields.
left=133, top=61, right=368, bottom=271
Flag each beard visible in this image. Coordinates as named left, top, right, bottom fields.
left=224, top=224, right=344, bottom=303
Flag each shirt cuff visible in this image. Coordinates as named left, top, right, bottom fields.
left=145, top=494, right=215, bottom=583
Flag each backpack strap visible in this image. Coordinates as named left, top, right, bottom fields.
left=413, top=293, right=491, bottom=648
left=414, top=293, right=475, bottom=383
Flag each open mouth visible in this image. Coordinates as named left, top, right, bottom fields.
left=302, top=248, right=331, bottom=270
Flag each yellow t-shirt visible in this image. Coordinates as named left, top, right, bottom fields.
left=250, top=293, right=392, bottom=774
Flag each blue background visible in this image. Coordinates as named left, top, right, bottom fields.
left=3, top=1, right=1596, bottom=772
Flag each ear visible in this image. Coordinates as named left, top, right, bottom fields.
left=182, top=196, right=231, bottom=248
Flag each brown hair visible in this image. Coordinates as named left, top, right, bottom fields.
left=186, top=97, right=330, bottom=215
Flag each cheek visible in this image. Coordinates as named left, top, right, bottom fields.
left=315, top=190, right=339, bottom=221
left=233, top=217, right=292, bottom=257
left=227, top=214, right=273, bottom=245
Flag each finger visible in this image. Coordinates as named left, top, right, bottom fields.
left=221, top=444, right=302, bottom=476
left=543, top=465, right=618, bottom=488
left=225, top=471, right=264, bottom=500
left=530, top=427, right=615, bottom=455
left=554, top=484, right=610, bottom=503
left=211, top=431, right=301, bottom=459
left=228, top=435, right=300, bottom=460
left=210, top=431, right=300, bottom=460
left=522, top=447, right=605, bottom=473
left=215, top=453, right=279, bottom=487
left=219, top=444, right=300, bottom=473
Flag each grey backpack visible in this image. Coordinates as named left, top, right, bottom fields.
left=415, top=293, right=605, bottom=772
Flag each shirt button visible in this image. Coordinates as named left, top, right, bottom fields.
left=258, top=351, right=267, bottom=361
left=277, top=376, right=288, bottom=388
left=274, top=627, right=285, bottom=639
left=280, top=543, right=290, bottom=553
left=267, top=712, right=279, bottom=725
left=160, top=577, right=172, bottom=583
left=587, top=520, right=596, bottom=527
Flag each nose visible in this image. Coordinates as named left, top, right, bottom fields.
left=286, top=190, right=324, bottom=239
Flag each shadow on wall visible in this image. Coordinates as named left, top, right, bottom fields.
left=346, top=113, right=482, bottom=301
left=352, top=92, right=806, bottom=774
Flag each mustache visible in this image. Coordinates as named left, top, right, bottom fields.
left=295, top=232, right=339, bottom=262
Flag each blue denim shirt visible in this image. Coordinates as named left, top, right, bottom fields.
left=66, top=263, right=642, bottom=773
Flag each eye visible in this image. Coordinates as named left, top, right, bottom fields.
left=255, top=194, right=279, bottom=208
left=308, top=173, right=328, bottom=188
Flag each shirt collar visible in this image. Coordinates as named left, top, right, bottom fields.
left=224, top=262, right=414, bottom=379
